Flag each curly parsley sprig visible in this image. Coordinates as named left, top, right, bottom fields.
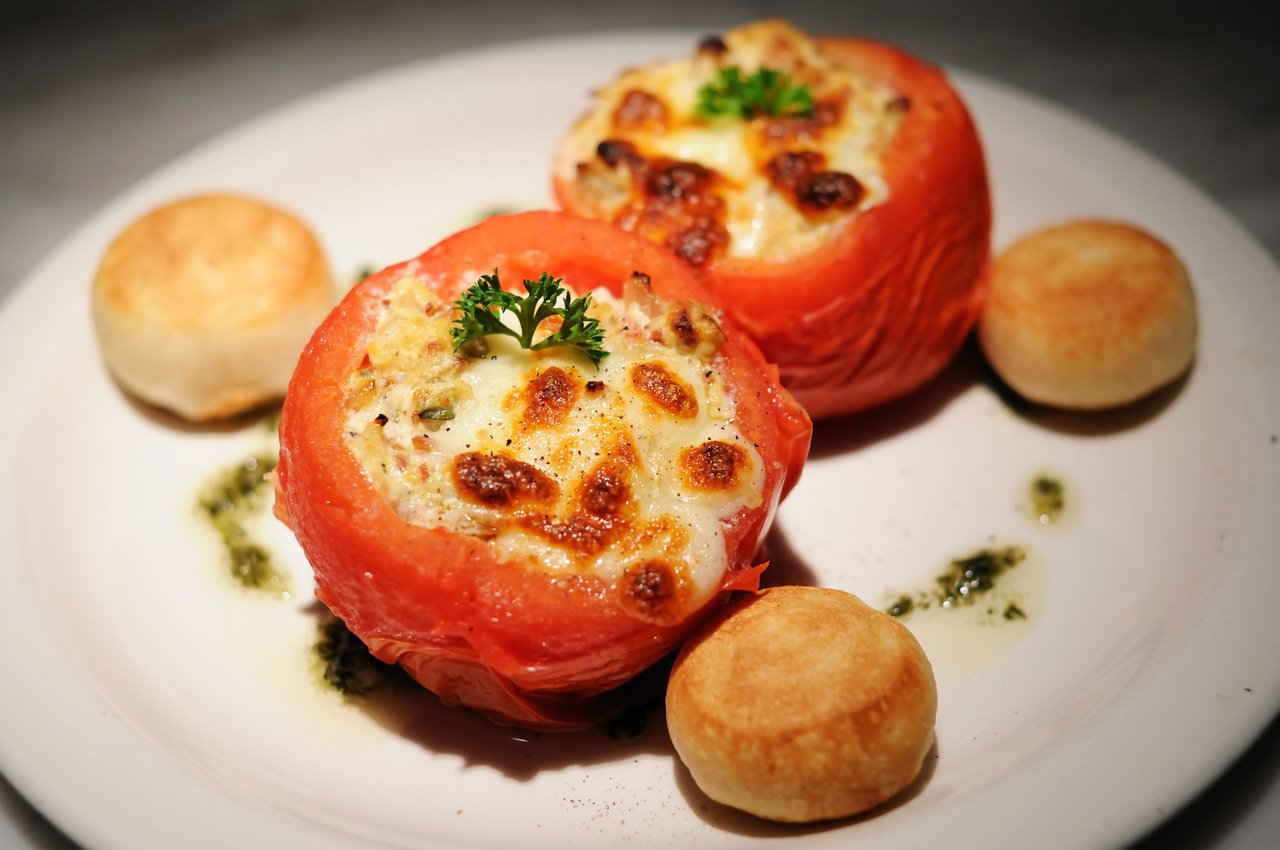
left=695, top=65, right=814, bottom=119
left=451, top=271, right=609, bottom=367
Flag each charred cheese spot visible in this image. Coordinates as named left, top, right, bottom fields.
left=586, top=442, right=638, bottom=512
left=618, top=559, right=687, bottom=625
left=648, top=160, right=716, bottom=200
left=679, top=440, right=749, bottom=492
left=520, top=366, right=579, bottom=429
left=631, top=361, right=698, bottom=419
left=527, top=456, right=636, bottom=554
left=697, top=34, right=729, bottom=56
left=798, top=171, right=863, bottom=211
left=621, top=269, right=725, bottom=360
left=614, top=89, right=668, bottom=133
left=605, top=158, right=731, bottom=268
left=597, top=138, right=642, bottom=169
left=764, top=150, right=822, bottom=189
left=452, top=452, right=559, bottom=508
left=529, top=511, right=619, bottom=555
left=342, top=273, right=766, bottom=625
left=668, top=219, right=730, bottom=267
left=659, top=299, right=727, bottom=359
left=671, top=306, right=698, bottom=346
left=765, top=151, right=863, bottom=216
left=559, top=19, right=904, bottom=261
left=757, top=99, right=844, bottom=150
left=579, top=460, right=631, bottom=518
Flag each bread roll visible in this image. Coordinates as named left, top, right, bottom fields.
left=92, top=193, right=336, bottom=421
left=666, top=586, right=937, bottom=823
left=978, top=219, right=1197, bottom=410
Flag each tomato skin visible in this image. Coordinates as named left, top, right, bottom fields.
left=276, top=211, right=811, bottom=728
left=553, top=38, right=991, bottom=420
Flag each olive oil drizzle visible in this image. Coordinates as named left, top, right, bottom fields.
left=1031, top=474, right=1065, bottom=524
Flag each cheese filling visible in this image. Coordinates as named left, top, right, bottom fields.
left=561, top=20, right=906, bottom=263
left=342, top=272, right=765, bottom=625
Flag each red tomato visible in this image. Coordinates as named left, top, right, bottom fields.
left=553, top=37, right=991, bottom=419
left=275, top=211, right=811, bottom=729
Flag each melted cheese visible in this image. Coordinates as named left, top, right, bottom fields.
left=560, top=20, right=904, bottom=261
left=342, top=273, right=764, bottom=625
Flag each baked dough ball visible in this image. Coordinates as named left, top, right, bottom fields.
left=978, top=219, right=1197, bottom=410
left=92, top=193, right=336, bottom=421
left=666, top=586, right=937, bottom=823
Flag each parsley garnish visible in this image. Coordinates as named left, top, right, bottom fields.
left=695, top=66, right=814, bottom=119
left=450, top=271, right=608, bottom=367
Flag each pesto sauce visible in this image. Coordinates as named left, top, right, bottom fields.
left=937, top=547, right=1026, bottom=608
left=1003, top=601, right=1027, bottom=621
left=198, top=452, right=288, bottom=593
left=887, top=594, right=915, bottom=618
left=887, top=545, right=1028, bottom=620
left=314, top=612, right=400, bottom=696
left=1031, top=475, right=1065, bottom=524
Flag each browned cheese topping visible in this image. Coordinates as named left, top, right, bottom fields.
left=341, top=272, right=767, bottom=624
left=560, top=20, right=906, bottom=264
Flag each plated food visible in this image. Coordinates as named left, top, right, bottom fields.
left=978, top=219, right=1198, bottom=410
left=554, top=19, right=991, bottom=418
left=91, top=193, right=336, bottom=421
left=667, top=586, right=937, bottom=822
left=85, top=20, right=1192, bottom=824
left=11, top=21, right=1274, bottom=850
left=77, top=14, right=1201, bottom=836
left=273, top=210, right=811, bottom=729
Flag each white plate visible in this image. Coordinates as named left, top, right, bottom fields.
left=2, top=31, right=1279, bottom=850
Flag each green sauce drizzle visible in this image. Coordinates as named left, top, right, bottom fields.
left=1031, top=475, right=1065, bottom=524
left=887, top=545, right=1028, bottom=620
left=936, top=547, right=1027, bottom=608
left=314, top=612, right=400, bottom=696
left=197, top=452, right=288, bottom=593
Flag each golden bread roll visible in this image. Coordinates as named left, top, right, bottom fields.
left=92, top=193, right=336, bottom=421
left=978, top=219, right=1197, bottom=410
left=666, top=585, right=937, bottom=823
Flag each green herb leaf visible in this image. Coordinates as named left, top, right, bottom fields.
left=418, top=406, right=456, bottom=421
left=451, top=271, right=609, bottom=366
left=695, top=65, right=814, bottom=119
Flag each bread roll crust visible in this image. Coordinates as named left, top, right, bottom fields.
left=666, top=586, right=937, bottom=823
left=92, top=194, right=335, bottom=420
left=978, top=219, right=1197, bottom=410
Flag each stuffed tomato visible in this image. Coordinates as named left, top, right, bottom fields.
left=274, top=211, right=811, bottom=729
left=553, top=20, right=991, bottom=419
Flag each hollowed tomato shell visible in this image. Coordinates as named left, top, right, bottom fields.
left=553, top=38, right=992, bottom=419
left=275, top=211, right=811, bottom=729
